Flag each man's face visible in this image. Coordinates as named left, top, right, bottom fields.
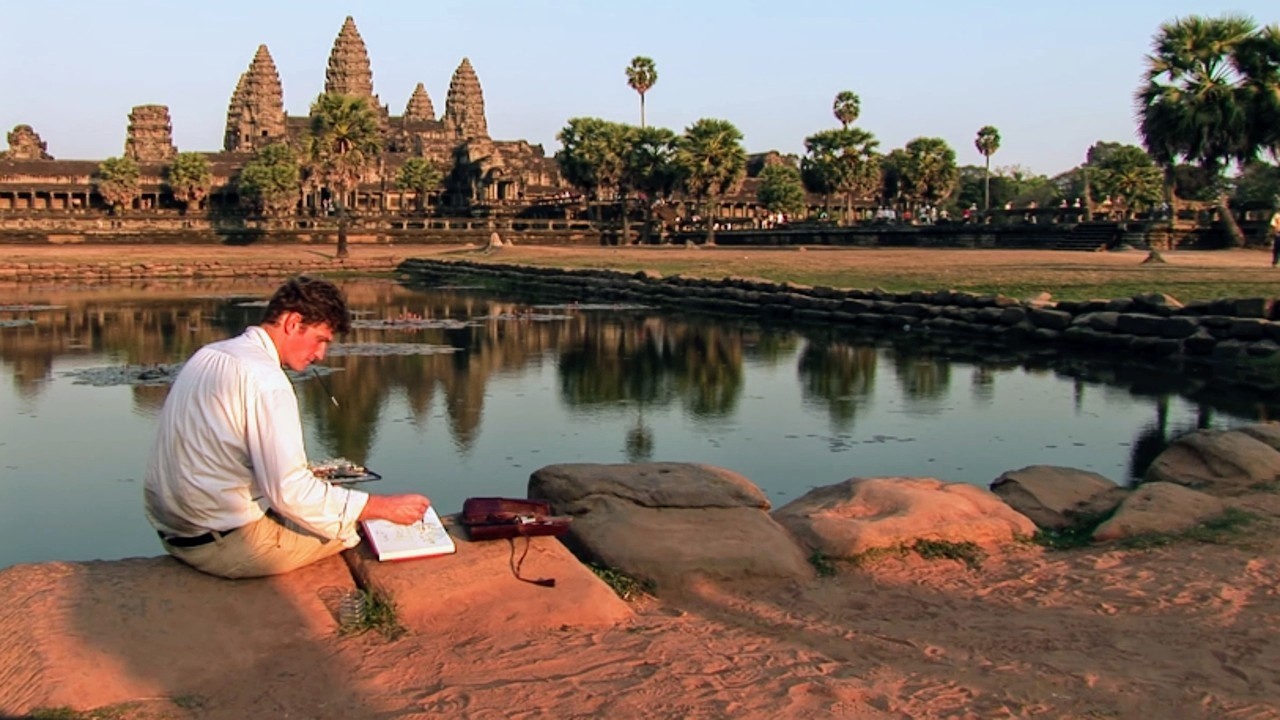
left=279, top=313, right=335, bottom=372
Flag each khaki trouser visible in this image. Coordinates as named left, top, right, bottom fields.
left=162, top=512, right=348, bottom=579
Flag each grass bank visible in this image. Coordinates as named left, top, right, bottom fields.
left=433, top=245, right=1280, bottom=303
left=5, top=244, right=1278, bottom=303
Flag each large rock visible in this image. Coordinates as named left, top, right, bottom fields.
left=343, top=516, right=632, bottom=636
left=1092, top=482, right=1225, bottom=541
left=0, top=554, right=354, bottom=716
left=773, top=477, right=1037, bottom=557
left=529, top=463, right=814, bottom=590
left=1144, top=428, right=1280, bottom=495
left=1237, top=422, right=1280, bottom=452
left=989, top=465, right=1124, bottom=530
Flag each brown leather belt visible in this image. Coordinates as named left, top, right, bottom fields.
left=158, top=526, right=239, bottom=548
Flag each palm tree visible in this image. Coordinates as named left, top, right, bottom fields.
left=395, top=157, right=442, bottom=213
left=675, top=118, right=747, bottom=245
left=625, top=56, right=658, bottom=128
left=95, top=156, right=141, bottom=215
left=1135, top=14, right=1257, bottom=246
left=1235, top=24, right=1280, bottom=161
left=1091, top=145, right=1164, bottom=218
left=623, top=125, right=681, bottom=243
left=306, top=93, right=382, bottom=258
left=974, top=126, right=1001, bottom=212
left=556, top=117, right=630, bottom=228
left=165, top=152, right=212, bottom=214
left=833, top=91, right=861, bottom=130
left=1233, top=23, right=1280, bottom=240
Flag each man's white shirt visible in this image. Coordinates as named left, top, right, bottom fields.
left=144, top=325, right=368, bottom=544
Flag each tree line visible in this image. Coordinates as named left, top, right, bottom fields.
left=92, top=14, right=1280, bottom=248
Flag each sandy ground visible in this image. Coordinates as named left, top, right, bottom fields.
left=73, top=531, right=1280, bottom=720
left=11, top=244, right=1280, bottom=719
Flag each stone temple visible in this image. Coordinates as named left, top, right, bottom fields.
left=0, top=16, right=565, bottom=224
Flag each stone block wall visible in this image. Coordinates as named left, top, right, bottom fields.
left=397, top=258, right=1280, bottom=388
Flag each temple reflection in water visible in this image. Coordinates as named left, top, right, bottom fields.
left=1, top=277, right=1275, bottom=567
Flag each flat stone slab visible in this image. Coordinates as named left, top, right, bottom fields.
left=529, top=463, right=814, bottom=590
left=990, top=465, right=1124, bottom=530
left=343, top=517, right=632, bottom=637
left=0, top=554, right=354, bottom=716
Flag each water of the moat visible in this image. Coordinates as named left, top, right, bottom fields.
left=1, top=276, right=1275, bottom=569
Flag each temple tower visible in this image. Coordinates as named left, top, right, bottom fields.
left=403, top=83, right=436, bottom=122
left=223, top=44, right=287, bottom=153
left=442, top=58, right=489, bottom=140
left=3, top=125, right=53, bottom=160
left=123, top=105, right=176, bottom=162
left=324, top=15, right=387, bottom=124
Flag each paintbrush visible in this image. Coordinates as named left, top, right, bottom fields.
left=311, top=367, right=340, bottom=408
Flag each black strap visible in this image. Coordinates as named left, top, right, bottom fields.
left=509, top=533, right=555, bottom=588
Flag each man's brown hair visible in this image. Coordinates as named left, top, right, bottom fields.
left=261, top=276, right=351, bottom=334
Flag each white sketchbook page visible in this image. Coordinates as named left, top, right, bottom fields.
left=361, top=505, right=456, bottom=561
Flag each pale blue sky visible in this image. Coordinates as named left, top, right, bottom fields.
left=2, top=1, right=1275, bottom=176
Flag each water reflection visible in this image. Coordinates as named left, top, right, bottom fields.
left=2, top=277, right=1279, bottom=567
left=798, top=339, right=876, bottom=432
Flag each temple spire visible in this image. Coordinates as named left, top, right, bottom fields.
left=442, top=58, right=489, bottom=139
left=325, top=16, right=376, bottom=101
left=223, top=44, right=286, bottom=152
left=404, top=83, right=436, bottom=122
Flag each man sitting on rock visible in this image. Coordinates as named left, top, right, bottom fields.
left=144, top=276, right=430, bottom=578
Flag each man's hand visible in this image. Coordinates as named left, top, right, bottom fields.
left=360, top=493, right=432, bottom=525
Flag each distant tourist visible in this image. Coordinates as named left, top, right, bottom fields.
left=1271, top=211, right=1280, bottom=267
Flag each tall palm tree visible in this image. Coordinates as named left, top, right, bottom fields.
left=833, top=91, right=861, bottom=130
left=1233, top=23, right=1280, bottom=240
left=974, top=126, right=1001, bottom=212
left=675, top=118, right=746, bottom=245
left=625, top=56, right=658, bottom=128
left=623, top=125, right=681, bottom=244
left=1136, top=14, right=1257, bottom=246
left=307, top=93, right=382, bottom=258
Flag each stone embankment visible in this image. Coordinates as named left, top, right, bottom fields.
left=398, top=258, right=1280, bottom=386
left=0, top=256, right=400, bottom=282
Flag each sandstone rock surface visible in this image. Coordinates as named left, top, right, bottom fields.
left=343, top=516, right=632, bottom=636
left=990, top=465, right=1124, bottom=530
left=0, top=555, right=354, bottom=716
left=1092, top=482, right=1226, bottom=541
left=1237, top=422, right=1280, bottom=452
left=529, top=462, right=813, bottom=590
left=773, top=477, right=1037, bottom=557
left=1144, top=428, right=1280, bottom=495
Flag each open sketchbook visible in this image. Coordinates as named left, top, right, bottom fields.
left=360, top=505, right=457, bottom=561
